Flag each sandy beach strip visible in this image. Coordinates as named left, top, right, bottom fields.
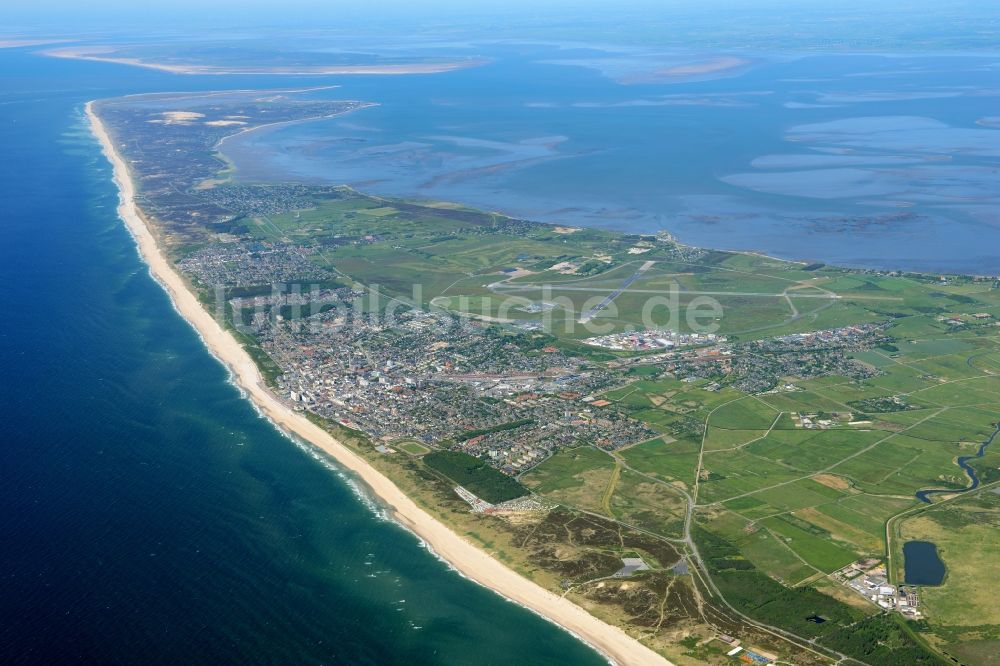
left=657, top=56, right=750, bottom=78
left=53, top=49, right=483, bottom=75
left=0, top=38, right=66, bottom=48
left=85, top=101, right=674, bottom=666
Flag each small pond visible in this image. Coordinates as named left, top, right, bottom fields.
left=903, top=540, right=946, bottom=586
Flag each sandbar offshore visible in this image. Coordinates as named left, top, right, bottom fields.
left=85, top=101, right=673, bottom=666
left=51, top=48, right=485, bottom=75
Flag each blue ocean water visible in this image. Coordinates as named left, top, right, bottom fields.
left=221, top=44, right=1000, bottom=273
left=0, top=48, right=607, bottom=665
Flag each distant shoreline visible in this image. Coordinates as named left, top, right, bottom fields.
left=52, top=48, right=485, bottom=75
left=0, top=38, right=66, bottom=49
left=86, top=100, right=674, bottom=666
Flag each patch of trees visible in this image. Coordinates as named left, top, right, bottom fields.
left=422, top=451, right=528, bottom=503
left=454, top=419, right=535, bottom=442
left=819, top=615, right=944, bottom=666
left=848, top=396, right=914, bottom=413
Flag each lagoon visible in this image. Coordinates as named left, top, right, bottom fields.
left=221, top=45, right=1000, bottom=274
left=903, top=541, right=946, bottom=586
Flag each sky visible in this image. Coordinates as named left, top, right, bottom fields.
left=3, top=0, right=997, bottom=50
left=0, top=1, right=968, bottom=27
left=9, top=0, right=608, bottom=27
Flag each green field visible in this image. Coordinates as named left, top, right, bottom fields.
left=395, top=440, right=432, bottom=456
left=521, top=445, right=618, bottom=515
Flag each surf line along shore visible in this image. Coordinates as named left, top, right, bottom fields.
left=85, top=101, right=674, bottom=666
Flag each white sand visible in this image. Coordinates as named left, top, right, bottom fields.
left=53, top=49, right=482, bottom=75
left=0, top=39, right=65, bottom=48
left=159, top=111, right=205, bottom=125
left=657, top=56, right=750, bottom=77
left=86, top=101, right=674, bottom=666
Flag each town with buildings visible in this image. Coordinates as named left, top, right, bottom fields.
left=584, top=329, right=725, bottom=351
left=175, top=256, right=898, bottom=481
left=238, top=294, right=658, bottom=474
left=835, top=559, right=922, bottom=618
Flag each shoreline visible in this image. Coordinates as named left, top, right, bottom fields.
left=85, top=101, right=674, bottom=666
left=214, top=102, right=379, bottom=153
left=52, top=49, right=484, bottom=75
left=0, top=38, right=66, bottom=48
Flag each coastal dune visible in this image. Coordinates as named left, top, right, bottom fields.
left=86, top=101, right=674, bottom=666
